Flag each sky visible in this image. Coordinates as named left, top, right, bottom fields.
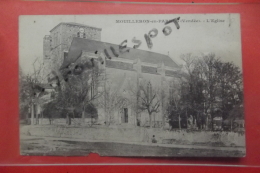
left=19, top=14, right=242, bottom=74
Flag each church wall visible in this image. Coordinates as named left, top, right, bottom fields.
left=102, top=64, right=177, bottom=127
left=105, top=67, right=138, bottom=126
left=42, top=23, right=102, bottom=81
left=60, top=23, right=101, bottom=51
left=43, top=35, right=52, bottom=60
left=41, top=23, right=181, bottom=128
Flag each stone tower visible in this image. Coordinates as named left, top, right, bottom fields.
left=43, top=22, right=102, bottom=80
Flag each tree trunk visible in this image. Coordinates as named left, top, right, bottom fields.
left=206, top=116, right=208, bottom=130
left=107, top=113, right=111, bottom=126
left=231, top=120, right=233, bottom=132
left=26, top=107, right=29, bottom=125
left=212, top=116, right=214, bottom=130
left=186, top=109, right=188, bottom=129
left=149, top=113, right=152, bottom=128
left=68, top=116, right=71, bottom=125
left=105, top=110, right=110, bottom=126
left=161, top=92, right=165, bottom=128
left=82, top=107, right=85, bottom=126
left=66, top=113, right=71, bottom=125
left=178, top=114, right=181, bottom=130
left=210, top=103, right=213, bottom=130
left=162, top=111, right=165, bottom=128
left=31, top=104, right=34, bottom=125
left=153, top=113, right=156, bottom=128
left=36, top=112, right=39, bottom=125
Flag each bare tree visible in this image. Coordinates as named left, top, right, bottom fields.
left=98, top=82, right=127, bottom=126
left=126, top=79, right=144, bottom=127
left=138, top=81, right=161, bottom=128
left=19, top=67, right=30, bottom=122
left=167, top=79, right=187, bottom=130
left=19, top=58, right=47, bottom=125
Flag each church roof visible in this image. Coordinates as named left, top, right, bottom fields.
left=60, top=37, right=179, bottom=70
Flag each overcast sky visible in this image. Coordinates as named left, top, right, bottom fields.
left=19, top=14, right=242, bottom=74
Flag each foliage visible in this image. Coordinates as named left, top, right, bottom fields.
left=19, top=58, right=46, bottom=120
left=52, top=60, right=104, bottom=124
left=167, top=53, right=243, bottom=130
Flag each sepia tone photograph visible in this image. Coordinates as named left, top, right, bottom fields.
left=19, top=14, right=245, bottom=157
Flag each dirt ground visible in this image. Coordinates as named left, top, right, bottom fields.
left=20, top=137, right=245, bottom=157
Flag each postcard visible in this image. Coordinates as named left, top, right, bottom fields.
left=19, top=14, right=245, bottom=157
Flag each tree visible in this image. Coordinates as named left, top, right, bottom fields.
left=19, top=58, right=47, bottom=125
left=179, top=53, right=243, bottom=130
left=197, top=54, right=220, bottom=129
left=19, top=67, right=30, bottom=121
left=167, top=78, right=187, bottom=130
left=180, top=54, right=204, bottom=129
left=214, top=61, right=243, bottom=120
left=138, top=81, right=161, bottom=128
left=54, top=60, right=104, bottom=125
left=126, top=78, right=147, bottom=127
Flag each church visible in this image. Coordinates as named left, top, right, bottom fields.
left=43, top=22, right=182, bottom=127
